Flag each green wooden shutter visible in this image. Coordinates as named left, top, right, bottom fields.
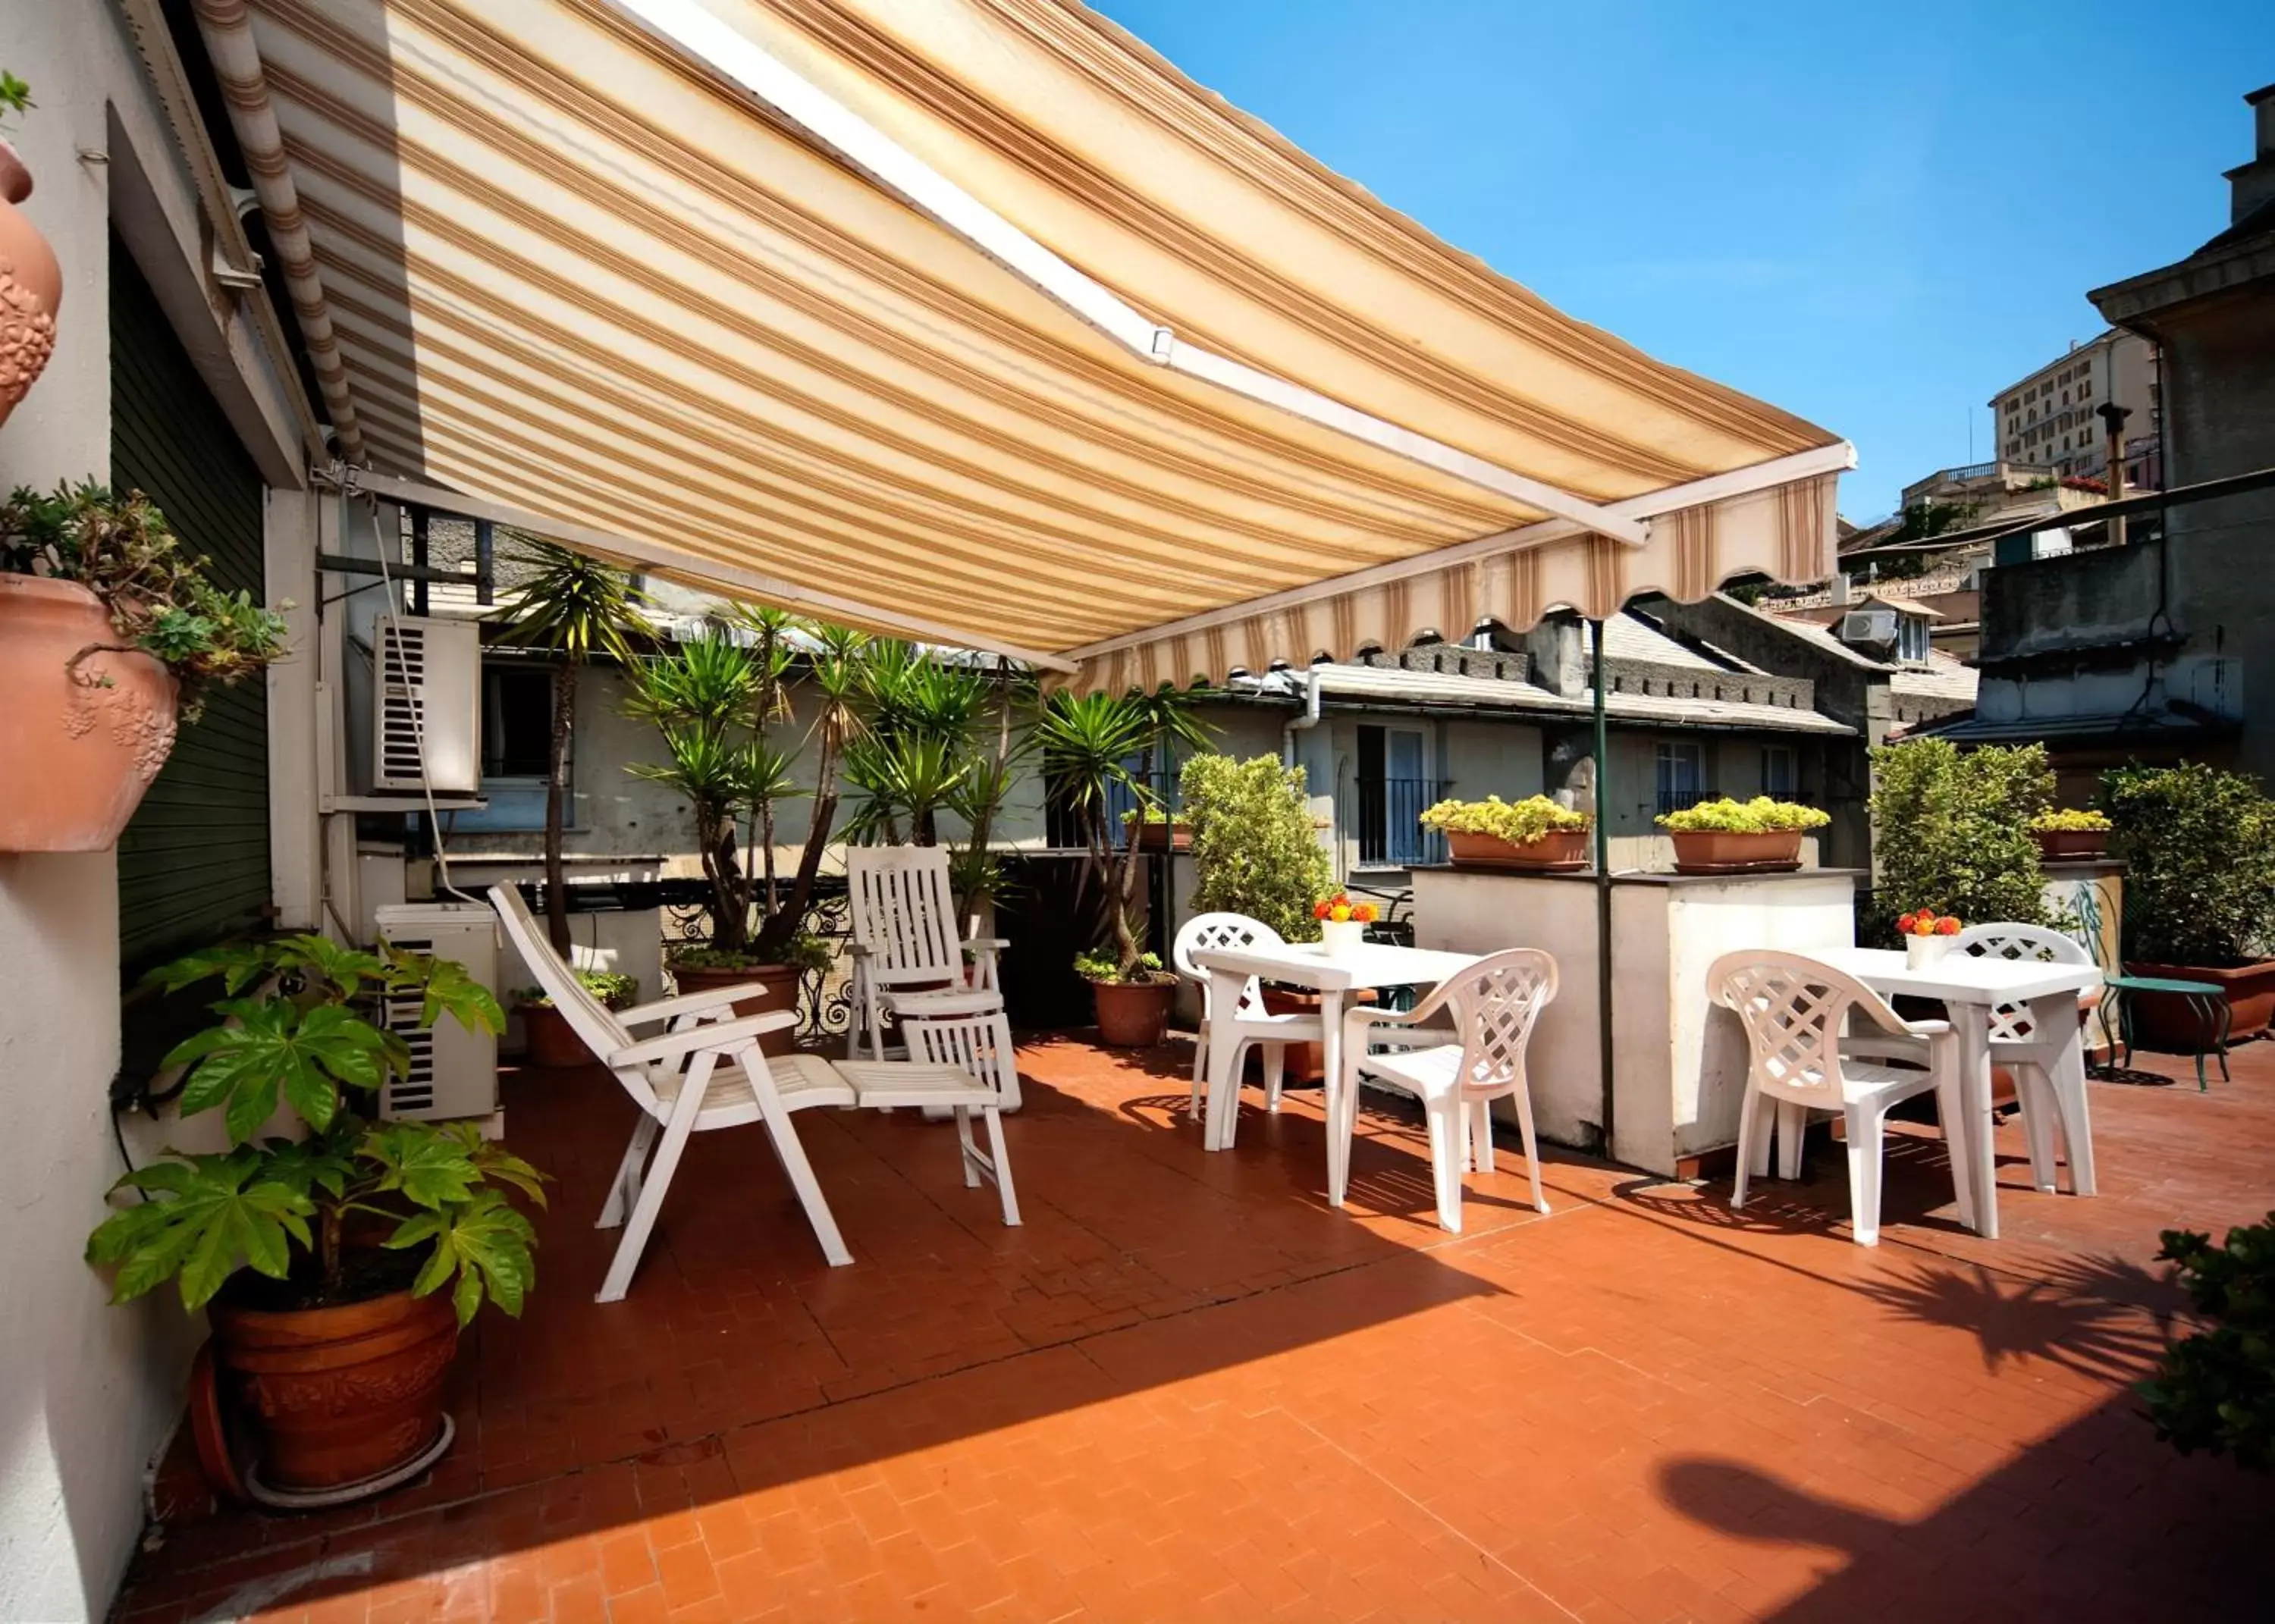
left=109, top=234, right=271, bottom=973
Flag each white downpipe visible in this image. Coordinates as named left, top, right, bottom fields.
left=603, top=0, right=1649, bottom=547
left=1282, top=666, right=1325, bottom=767
left=188, top=0, right=366, bottom=462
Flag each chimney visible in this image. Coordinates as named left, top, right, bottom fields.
left=2228, top=83, right=2275, bottom=225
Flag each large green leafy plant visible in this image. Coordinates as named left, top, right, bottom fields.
left=86, top=938, right=541, bottom=1325
left=1867, top=739, right=2051, bottom=933
left=1040, top=687, right=1210, bottom=982
left=1, top=482, right=288, bottom=722
left=2103, top=762, right=2275, bottom=967
left=2141, top=1214, right=2275, bottom=1470
left=1181, top=754, right=1334, bottom=943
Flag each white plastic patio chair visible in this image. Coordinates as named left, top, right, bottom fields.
left=846, top=846, right=1017, bottom=1106
left=492, top=885, right=855, bottom=1299
left=1335, top=948, right=1557, bottom=1234
left=1708, top=949, right=1970, bottom=1248
left=1170, top=913, right=1323, bottom=1122
left=1953, top=922, right=2098, bottom=1197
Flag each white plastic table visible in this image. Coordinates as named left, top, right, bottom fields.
left=1190, top=940, right=1478, bottom=1160
left=1815, top=946, right=2101, bottom=1240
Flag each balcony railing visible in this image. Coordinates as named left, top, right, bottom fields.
left=1357, top=776, right=1445, bottom=868
left=1655, top=786, right=1716, bottom=819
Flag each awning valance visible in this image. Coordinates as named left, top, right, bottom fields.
left=202, top=0, right=1847, bottom=673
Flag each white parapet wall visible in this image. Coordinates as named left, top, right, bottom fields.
left=1410, top=867, right=1859, bottom=1176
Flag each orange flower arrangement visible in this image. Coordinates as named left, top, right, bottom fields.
left=1313, top=893, right=1379, bottom=924
left=1896, top=909, right=1964, bottom=938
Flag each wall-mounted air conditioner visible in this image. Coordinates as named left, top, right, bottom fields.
left=1839, top=609, right=1898, bottom=645
left=374, top=902, right=500, bottom=1127
left=372, top=616, right=482, bottom=794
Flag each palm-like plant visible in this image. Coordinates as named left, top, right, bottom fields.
left=1038, top=686, right=1210, bottom=980
left=491, top=540, right=646, bottom=954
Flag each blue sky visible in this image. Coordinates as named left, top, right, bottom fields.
left=1091, top=0, right=2274, bottom=519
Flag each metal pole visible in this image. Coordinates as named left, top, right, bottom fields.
left=1590, top=619, right=1616, bottom=1161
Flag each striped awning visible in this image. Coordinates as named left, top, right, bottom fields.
left=199, top=0, right=1848, bottom=682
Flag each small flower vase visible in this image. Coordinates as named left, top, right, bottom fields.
left=1906, top=934, right=1955, bottom=970
left=1319, top=919, right=1367, bottom=956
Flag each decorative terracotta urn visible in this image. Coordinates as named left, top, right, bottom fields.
left=207, top=1285, right=459, bottom=1494
left=0, top=137, right=62, bottom=432
left=0, top=576, right=179, bottom=851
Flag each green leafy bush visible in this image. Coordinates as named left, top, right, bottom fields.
left=84, top=937, right=540, bottom=1325
left=514, top=969, right=639, bottom=1011
left=2141, top=1215, right=2275, bottom=1470
left=1181, top=754, right=1334, bottom=942
left=1868, top=739, right=2051, bottom=928
left=2103, top=763, right=2275, bottom=967
left=1, top=482, right=288, bottom=722
left=1420, top=794, right=1589, bottom=845
left=1656, top=796, right=1830, bottom=833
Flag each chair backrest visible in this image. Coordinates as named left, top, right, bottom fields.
left=1705, top=949, right=1909, bottom=1104
left=1414, top=948, right=1557, bottom=1096
left=1172, top=912, right=1284, bottom=1018
left=1954, top=921, right=2090, bottom=1043
left=490, top=885, right=654, bottom=1108
left=847, top=845, right=965, bottom=987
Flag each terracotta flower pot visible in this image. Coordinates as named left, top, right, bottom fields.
left=2032, top=828, right=2108, bottom=861
left=0, top=576, right=179, bottom=851
left=1092, top=977, right=1174, bottom=1046
left=1130, top=821, right=1191, bottom=853
left=0, top=137, right=62, bottom=433
left=207, top=1284, right=459, bottom=1494
left=2123, top=958, right=2275, bottom=1045
left=519, top=1002, right=594, bottom=1068
left=1669, top=828, right=1803, bottom=874
left=670, top=960, right=802, bottom=1055
left=1445, top=826, right=1589, bottom=871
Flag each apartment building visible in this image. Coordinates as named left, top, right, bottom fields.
left=1989, top=329, right=2163, bottom=488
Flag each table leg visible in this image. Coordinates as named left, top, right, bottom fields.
left=1202, top=968, right=1246, bottom=1152
left=1955, top=1003, right=1997, bottom=1240
left=1321, top=989, right=1348, bottom=1200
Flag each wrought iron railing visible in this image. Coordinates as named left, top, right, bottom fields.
left=1655, top=786, right=1717, bottom=819
left=1357, top=776, right=1445, bottom=867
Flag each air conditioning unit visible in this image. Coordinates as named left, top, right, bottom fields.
left=374, top=902, right=500, bottom=1127
left=1839, top=609, right=1899, bottom=645
left=372, top=616, right=482, bottom=794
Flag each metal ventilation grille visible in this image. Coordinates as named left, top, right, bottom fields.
left=381, top=932, right=436, bottom=1116
left=377, top=620, right=430, bottom=785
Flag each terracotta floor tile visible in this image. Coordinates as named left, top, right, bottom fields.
left=113, top=1036, right=2275, bottom=1623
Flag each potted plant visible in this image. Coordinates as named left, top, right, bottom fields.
left=1182, top=754, right=1341, bottom=1077
left=84, top=936, right=535, bottom=1500
left=1656, top=795, right=1829, bottom=873
left=1420, top=794, right=1591, bottom=870
left=1123, top=805, right=1192, bottom=853
left=1, top=483, right=287, bottom=851
left=0, top=72, right=61, bottom=434
left=491, top=540, right=647, bottom=957
left=2104, top=763, right=2275, bottom=1042
left=2141, top=1214, right=2275, bottom=1470
left=512, top=968, right=639, bottom=1069
left=1040, top=688, right=1210, bottom=1046
left=1897, top=908, right=1964, bottom=968
left=1867, top=740, right=2052, bottom=939
left=2029, top=807, right=2113, bottom=861
left=626, top=616, right=862, bottom=1050
left=1313, top=893, right=1379, bottom=955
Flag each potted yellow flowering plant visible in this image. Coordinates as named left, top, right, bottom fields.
left=1420, top=795, right=1591, bottom=871
left=2029, top=807, right=2112, bottom=861
left=1655, top=796, right=1830, bottom=873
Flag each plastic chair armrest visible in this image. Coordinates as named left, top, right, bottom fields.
left=621, top=983, right=774, bottom=1027
left=608, top=1010, right=797, bottom=1067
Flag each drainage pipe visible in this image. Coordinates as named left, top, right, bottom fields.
left=1590, top=619, right=1617, bottom=1161
left=189, top=0, right=366, bottom=462
left=1281, top=665, right=1324, bottom=767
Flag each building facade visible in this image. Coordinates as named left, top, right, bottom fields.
left=1989, top=329, right=2163, bottom=490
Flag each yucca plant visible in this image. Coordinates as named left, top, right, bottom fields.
left=491, top=540, right=647, bottom=954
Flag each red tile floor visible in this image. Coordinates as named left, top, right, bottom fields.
left=117, top=1033, right=2275, bottom=1622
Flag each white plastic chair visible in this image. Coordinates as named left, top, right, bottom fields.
left=1708, top=950, right=1970, bottom=1247
left=492, top=885, right=855, bottom=1299
left=1335, top=949, right=1557, bottom=1234
left=846, top=846, right=1012, bottom=1089
left=1170, top=913, right=1323, bottom=1122
left=1953, top=922, right=2098, bottom=1197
